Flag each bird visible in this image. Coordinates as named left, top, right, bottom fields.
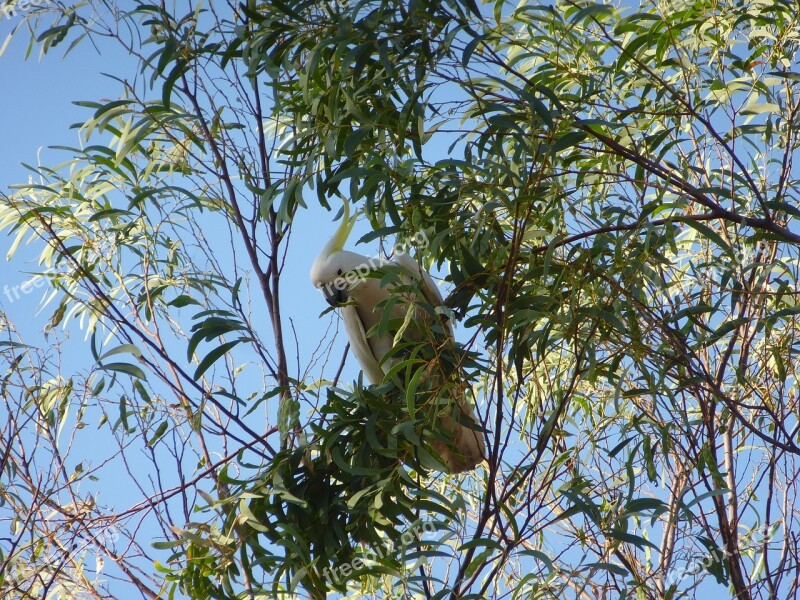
left=310, top=201, right=486, bottom=473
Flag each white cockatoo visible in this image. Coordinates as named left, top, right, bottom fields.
left=310, top=201, right=486, bottom=473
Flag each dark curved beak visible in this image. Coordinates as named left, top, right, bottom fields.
left=320, top=284, right=349, bottom=307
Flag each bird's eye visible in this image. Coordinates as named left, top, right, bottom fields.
left=337, top=268, right=343, bottom=275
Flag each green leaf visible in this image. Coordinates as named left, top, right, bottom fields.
left=98, top=344, right=142, bottom=362
left=679, top=219, right=733, bottom=256
left=605, top=529, right=659, bottom=551
left=193, top=339, right=241, bottom=380
left=99, top=362, right=147, bottom=380
left=147, top=420, right=169, bottom=447
left=624, top=498, right=666, bottom=514
left=169, top=295, right=200, bottom=308
left=585, top=561, right=629, bottom=576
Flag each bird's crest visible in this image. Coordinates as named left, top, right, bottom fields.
left=326, top=199, right=358, bottom=254
left=310, top=199, right=360, bottom=286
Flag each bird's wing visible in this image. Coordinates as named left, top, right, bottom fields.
left=340, top=302, right=386, bottom=385
left=391, top=253, right=486, bottom=473
left=391, top=252, right=444, bottom=303
left=391, top=252, right=453, bottom=337
left=337, top=253, right=447, bottom=384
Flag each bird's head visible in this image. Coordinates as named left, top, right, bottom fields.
left=310, top=200, right=364, bottom=307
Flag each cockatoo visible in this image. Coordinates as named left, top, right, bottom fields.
left=310, top=202, right=486, bottom=473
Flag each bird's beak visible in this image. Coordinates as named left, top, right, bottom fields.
left=320, top=284, right=349, bottom=307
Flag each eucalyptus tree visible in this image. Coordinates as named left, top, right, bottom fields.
left=1, top=0, right=799, bottom=598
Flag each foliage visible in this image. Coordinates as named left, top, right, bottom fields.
left=2, top=0, right=800, bottom=598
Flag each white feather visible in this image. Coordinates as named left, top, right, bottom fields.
left=340, top=303, right=384, bottom=385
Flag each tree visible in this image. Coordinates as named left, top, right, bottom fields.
left=1, top=0, right=800, bottom=598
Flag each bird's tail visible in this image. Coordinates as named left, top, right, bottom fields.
left=428, top=393, right=486, bottom=474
